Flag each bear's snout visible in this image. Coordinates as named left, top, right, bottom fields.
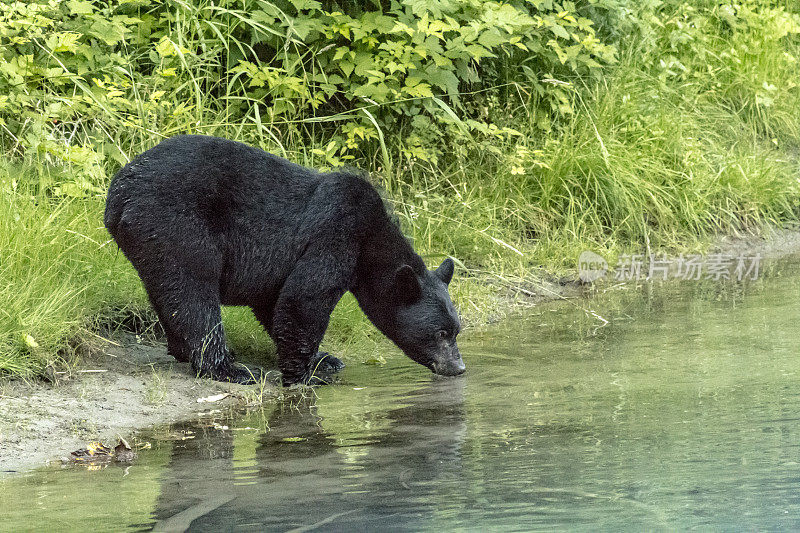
left=431, top=343, right=466, bottom=376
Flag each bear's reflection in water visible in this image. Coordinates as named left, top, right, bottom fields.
left=150, top=379, right=467, bottom=531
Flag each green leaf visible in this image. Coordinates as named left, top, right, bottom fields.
left=66, top=0, right=94, bottom=15
left=353, top=53, right=376, bottom=76
left=478, top=28, right=506, bottom=49
left=333, top=47, right=349, bottom=61
left=155, top=37, right=176, bottom=57
left=340, top=61, right=355, bottom=77
left=89, top=19, right=126, bottom=46
left=404, top=81, right=433, bottom=97
left=465, top=44, right=496, bottom=60
left=46, top=32, right=81, bottom=54
left=402, top=0, right=459, bottom=18
left=426, top=66, right=459, bottom=94
left=291, top=19, right=318, bottom=40
left=288, top=0, right=322, bottom=11
left=549, top=23, right=570, bottom=40
left=353, top=82, right=389, bottom=100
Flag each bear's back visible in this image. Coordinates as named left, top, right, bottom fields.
left=112, top=135, right=317, bottom=199
left=105, top=135, right=392, bottom=261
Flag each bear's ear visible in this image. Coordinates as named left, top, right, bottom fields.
left=434, top=258, right=454, bottom=285
left=394, top=264, right=422, bottom=302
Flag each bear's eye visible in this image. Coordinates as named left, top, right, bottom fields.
left=436, top=329, right=449, bottom=340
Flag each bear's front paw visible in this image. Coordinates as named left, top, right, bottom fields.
left=280, top=352, right=344, bottom=386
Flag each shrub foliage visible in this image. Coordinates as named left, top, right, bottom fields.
left=0, top=0, right=619, bottom=175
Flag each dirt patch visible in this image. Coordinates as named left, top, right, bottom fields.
left=4, top=226, right=800, bottom=477
left=710, top=226, right=800, bottom=260
left=511, top=227, right=800, bottom=303
left=0, top=334, right=276, bottom=476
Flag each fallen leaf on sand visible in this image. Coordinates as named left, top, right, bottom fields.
left=69, top=440, right=137, bottom=464
left=114, top=441, right=136, bottom=463
left=71, top=441, right=112, bottom=459
left=281, top=437, right=308, bottom=443
left=197, top=393, right=230, bottom=403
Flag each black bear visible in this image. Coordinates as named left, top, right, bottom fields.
left=104, top=135, right=464, bottom=385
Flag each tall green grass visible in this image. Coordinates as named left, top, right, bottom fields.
left=0, top=164, right=147, bottom=377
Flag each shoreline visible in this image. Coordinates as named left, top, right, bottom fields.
left=0, top=335, right=266, bottom=476
left=3, top=227, right=800, bottom=476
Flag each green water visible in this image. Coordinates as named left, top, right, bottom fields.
left=4, top=259, right=800, bottom=531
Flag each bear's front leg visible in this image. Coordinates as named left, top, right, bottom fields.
left=271, top=253, right=351, bottom=385
left=253, top=305, right=345, bottom=382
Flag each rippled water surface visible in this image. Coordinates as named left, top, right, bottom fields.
left=5, top=260, right=800, bottom=531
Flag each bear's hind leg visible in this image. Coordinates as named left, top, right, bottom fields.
left=309, top=351, right=345, bottom=374
left=114, top=213, right=259, bottom=384
left=149, top=274, right=262, bottom=385
left=147, top=295, right=190, bottom=363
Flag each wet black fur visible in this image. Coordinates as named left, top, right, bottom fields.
left=104, top=135, right=463, bottom=385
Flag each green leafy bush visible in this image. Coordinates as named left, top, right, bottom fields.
left=0, top=0, right=618, bottom=179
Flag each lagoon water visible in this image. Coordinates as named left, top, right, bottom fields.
left=4, top=258, right=800, bottom=531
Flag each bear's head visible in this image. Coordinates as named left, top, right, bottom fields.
left=376, top=258, right=465, bottom=377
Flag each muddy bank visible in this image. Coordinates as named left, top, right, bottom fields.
left=0, top=334, right=274, bottom=475
left=515, top=227, right=800, bottom=302
left=3, top=227, right=800, bottom=476
left=710, top=226, right=800, bottom=258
